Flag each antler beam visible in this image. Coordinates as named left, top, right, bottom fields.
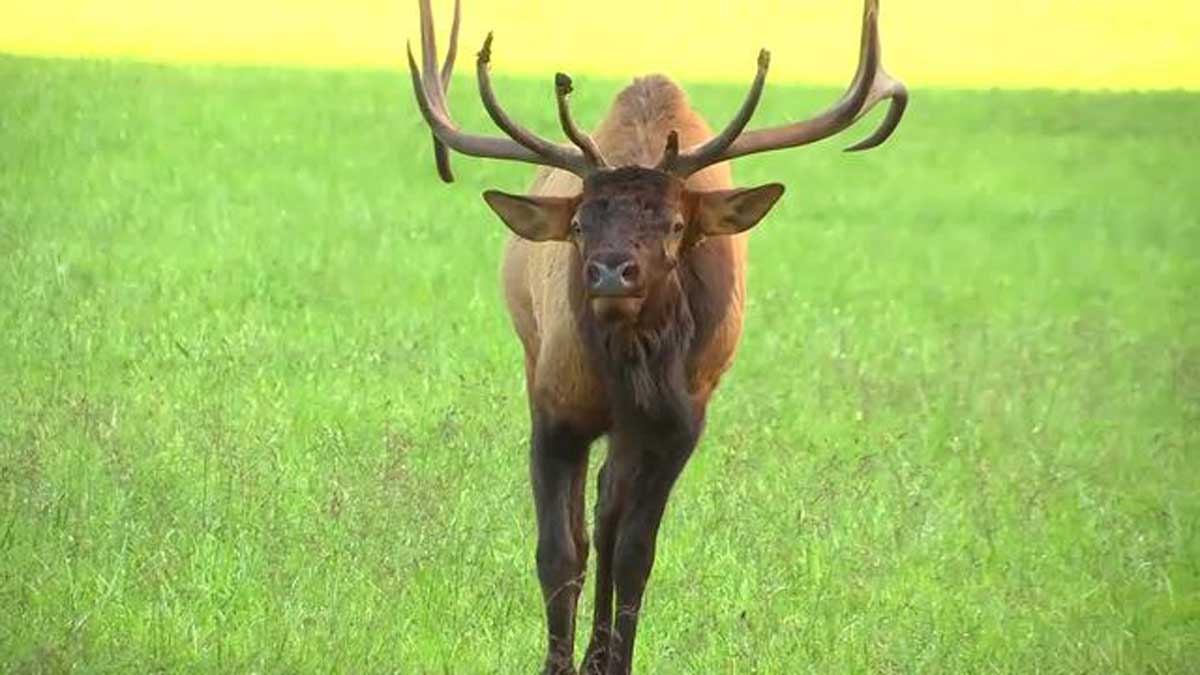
left=660, top=0, right=907, bottom=177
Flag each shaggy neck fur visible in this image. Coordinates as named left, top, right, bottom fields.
left=577, top=269, right=696, bottom=428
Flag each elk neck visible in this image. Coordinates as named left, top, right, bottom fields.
left=571, top=246, right=697, bottom=427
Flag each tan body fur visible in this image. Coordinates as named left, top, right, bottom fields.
left=502, top=76, right=746, bottom=430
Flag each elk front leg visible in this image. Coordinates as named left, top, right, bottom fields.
left=531, top=412, right=593, bottom=675
left=601, top=424, right=698, bottom=675
left=581, top=459, right=629, bottom=674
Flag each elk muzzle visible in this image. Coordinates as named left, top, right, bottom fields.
left=586, top=257, right=641, bottom=296
left=586, top=253, right=644, bottom=323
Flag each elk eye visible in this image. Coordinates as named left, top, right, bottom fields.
left=672, top=221, right=685, bottom=234
left=572, top=221, right=583, bottom=236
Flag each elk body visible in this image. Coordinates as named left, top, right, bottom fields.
left=406, top=2, right=906, bottom=673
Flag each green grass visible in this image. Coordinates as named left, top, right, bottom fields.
left=1, top=54, right=1198, bottom=673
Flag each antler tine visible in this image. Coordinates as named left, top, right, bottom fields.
left=654, top=130, right=680, bottom=171
left=439, top=0, right=461, bottom=90
left=407, top=0, right=598, bottom=181
left=664, top=49, right=771, bottom=176
left=417, top=0, right=446, bottom=110
left=667, top=0, right=907, bottom=177
left=842, top=62, right=908, bottom=152
left=555, top=73, right=607, bottom=168
left=475, top=34, right=593, bottom=175
left=417, top=0, right=457, bottom=181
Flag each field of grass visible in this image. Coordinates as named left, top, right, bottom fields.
left=2, top=54, right=1199, bottom=672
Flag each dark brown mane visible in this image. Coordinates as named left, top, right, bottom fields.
left=577, top=272, right=695, bottom=422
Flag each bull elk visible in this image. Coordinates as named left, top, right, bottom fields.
left=405, top=1, right=906, bottom=672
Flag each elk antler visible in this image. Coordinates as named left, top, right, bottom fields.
left=660, top=0, right=908, bottom=177
left=555, top=73, right=607, bottom=169
left=426, top=0, right=460, bottom=181
left=408, top=0, right=603, bottom=182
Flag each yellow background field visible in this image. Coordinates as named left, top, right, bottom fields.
left=2, top=1, right=1197, bottom=90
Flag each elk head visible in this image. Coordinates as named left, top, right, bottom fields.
left=482, top=166, right=781, bottom=323
left=407, top=0, right=907, bottom=324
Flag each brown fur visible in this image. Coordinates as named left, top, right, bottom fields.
left=502, top=76, right=747, bottom=432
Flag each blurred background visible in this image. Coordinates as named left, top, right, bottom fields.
left=4, top=0, right=1199, bottom=89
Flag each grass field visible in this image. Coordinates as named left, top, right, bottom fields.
left=2, top=54, right=1199, bottom=672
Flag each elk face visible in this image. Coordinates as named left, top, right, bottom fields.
left=485, top=167, right=784, bottom=324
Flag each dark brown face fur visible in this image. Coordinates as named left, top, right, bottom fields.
left=571, top=168, right=690, bottom=324
left=483, top=167, right=784, bottom=326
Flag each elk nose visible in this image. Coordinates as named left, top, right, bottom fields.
left=586, top=258, right=640, bottom=295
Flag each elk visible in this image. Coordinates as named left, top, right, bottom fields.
left=406, top=1, right=906, bottom=672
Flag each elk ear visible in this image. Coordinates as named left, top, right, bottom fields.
left=691, top=184, right=785, bottom=236
left=482, top=190, right=577, bottom=242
